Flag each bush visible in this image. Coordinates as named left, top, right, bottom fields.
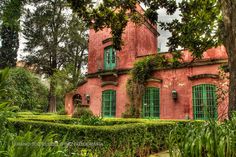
left=79, top=115, right=104, bottom=125
left=1, top=130, right=71, bottom=157
left=2, top=68, right=48, bottom=112
left=167, top=118, right=236, bottom=157
left=9, top=118, right=202, bottom=156
left=72, top=107, right=104, bottom=125
left=72, top=107, right=93, bottom=118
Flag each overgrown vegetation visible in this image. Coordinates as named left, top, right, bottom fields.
left=72, top=107, right=104, bottom=125
left=0, top=69, right=91, bottom=157
left=72, top=107, right=93, bottom=118
left=168, top=116, right=236, bottom=157
left=125, top=54, right=179, bottom=118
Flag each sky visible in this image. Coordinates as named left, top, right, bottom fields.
left=157, top=8, right=181, bottom=52
left=156, top=0, right=182, bottom=52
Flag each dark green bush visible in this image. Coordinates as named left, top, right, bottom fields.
left=7, top=119, right=203, bottom=157
left=167, top=118, right=236, bottom=157
left=8, top=118, right=202, bottom=156
left=70, top=107, right=104, bottom=125
left=2, top=68, right=48, bottom=111
left=72, top=107, right=94, bottom=118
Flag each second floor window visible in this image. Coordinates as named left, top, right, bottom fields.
left=104, top=46, right=116, bottom=70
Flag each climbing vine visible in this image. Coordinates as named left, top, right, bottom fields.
left=125, top=54, right=174, bottom=118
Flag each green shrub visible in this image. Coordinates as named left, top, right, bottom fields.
left=72, top=107, right=104, bottom=125
left=57, top=108, right=66, bottom=115
left=8, top=118, right=202, bottom=156
left=167, top=118, right=236, bottom=157
left=72, top=107, right=94, bottom=118
left=2, top=68, right=48, bottom=112
left=79, top=115, right=104, bottom=125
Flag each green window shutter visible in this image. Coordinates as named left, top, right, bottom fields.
left=192, top=84, right=217, bottom=120
left=104, top=46, right=116, bottom=70
left=102, top=90, right=116, bottom=117
left=142, top=87, right=160, bottom=118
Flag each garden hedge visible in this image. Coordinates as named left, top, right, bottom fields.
left=9, top=119, right=172, bottom=156
left=9, top=117, right=203, bottom=157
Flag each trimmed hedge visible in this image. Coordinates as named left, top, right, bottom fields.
left=9, top=118, right=180, bottom=156
left=16, top=113, right=202, bottom=125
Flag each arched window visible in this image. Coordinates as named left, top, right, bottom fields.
left=102, top=90, right=116, bottom=117
left=192, top=84, right=217, bottom=120
left=104, top=46, right=116, bottom=70
left=142, top=87, right=160, bottom=118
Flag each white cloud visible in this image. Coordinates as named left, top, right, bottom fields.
left=157, top=4, right=181, bottom=52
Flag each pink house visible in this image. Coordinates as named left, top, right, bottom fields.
left=65, top=6, right=228, bottom=120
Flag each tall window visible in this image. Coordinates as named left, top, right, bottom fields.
left=142, top=87, right=160, bottom=118
left=102, top=90, right=116, bottom=117
left=104, top=46, right=116, bottom=70
left=192, top=84, right=217, bottom=120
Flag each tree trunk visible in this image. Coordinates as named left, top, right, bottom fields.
left=48, top=79, right=57, bottom=112
left=220, top=0, right=236, bottom=118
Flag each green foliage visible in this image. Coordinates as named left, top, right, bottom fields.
left=2, top=130, right=62, bottom=157
left=0, top=68, right=9, bottom=96
left=79, top=115, right=104, bottom=126
left=10, top=117, right=187, bottom=156
left=126, top=54, right=170, bottom=117
left=72, top=107, right=93, bottom=118
left=167, top=117, right=236, bottom=157
left=72, top=108, right=104, bottom=125
left=68, top=0, right=178, bottom=50
left=131, top=55, right=169, bottom=84
left=0, top=25, right=19, bottom=68
left=0, top=69, right=80, bottom=157
left=2, top=68, right=48, bottom=111
left=0, top=0, right=22, bottom=69
left=160, top=0, right=221, bottom=57
left=23, top=0, right=88, bottom=112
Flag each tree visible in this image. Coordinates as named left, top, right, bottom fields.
left=0, top=0, right=22, bottom=69
left=52, top=15, right=88, bottom=111
left=68, top=0, right=236, bottom=118
left=219, top=1, right=236, bottom=118
left=68, top=0, right=177, bottom=50
left=23, top=0, right=88, bottom=112
left=2, top=68, right=48, bottom=111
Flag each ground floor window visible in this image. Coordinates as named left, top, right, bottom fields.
left=192, top=84, right=217, bottom=120
left=142, top=87, right=160, bottom=118
left=102, top=90, right=116, bottom=117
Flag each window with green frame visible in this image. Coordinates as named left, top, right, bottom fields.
left=102, top=90, right=116, bottom=117
left=192, top=84, right=217, bottom=120
left=104, top=46, right=116, bottom=70
left=142, top=87, right=160, bottom=118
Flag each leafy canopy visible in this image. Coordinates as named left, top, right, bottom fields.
left=68, top=0, right=221, bottom=58
left=2, top=68, right=48, bottom=111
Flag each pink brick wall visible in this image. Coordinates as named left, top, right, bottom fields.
left=148, top=63, right=228, bottom=119
left=65, top=59, right=228, bottom=119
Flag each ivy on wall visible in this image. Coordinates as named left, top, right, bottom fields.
left=125, top=54, right=174, bottom=118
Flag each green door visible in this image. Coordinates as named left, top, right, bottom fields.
left=142, top=87, right=160, bottom=118
left=102, top=90, right=116, bottom=117
left=192, top=84, right=217, bottom=120
left=104, top=46, right=116, bottom=70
